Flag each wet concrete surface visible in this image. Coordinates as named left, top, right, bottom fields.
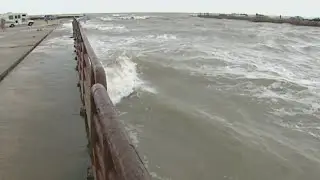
left=0, top=28, right=88, bottom=179
left=0, top=26, right=56, bottom=81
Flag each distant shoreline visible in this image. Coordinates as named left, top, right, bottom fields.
left=197, top=13, right=320, bottom=27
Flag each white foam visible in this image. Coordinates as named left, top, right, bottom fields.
left=87, top=35, right=157, bottom=104
left=99, top=17, right=113, bottom=21
left=145, top=34, right=177, bottom=41
left=33, top=35, right=73, bottom=53
left=156, top=34, right=177, bottom=40
left=98, top=15, right=152, bottom=22
left=104, top=54, right=142, bottom=104
left=57, top=22, right=73, bottom=32
left=83, top=23, right=129, bottom=33
left=169, top=46, right=320, bottom=117
left=132, top=16, right=150, bottom=20
left=118, top=16, right=150, bottom=20
left=150, top=172, right=172, bottom=180
left=103, top=53, right=156, bottom=104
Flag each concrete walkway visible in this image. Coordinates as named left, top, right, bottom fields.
left=0, top=27, right=55, bottom=81
left=0, top=28, right=87, bottom=179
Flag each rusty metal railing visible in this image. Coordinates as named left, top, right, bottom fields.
left=72, top=18, right=150, bottom=180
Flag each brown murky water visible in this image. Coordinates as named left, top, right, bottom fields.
left=84, top=13, right=320, bottom=180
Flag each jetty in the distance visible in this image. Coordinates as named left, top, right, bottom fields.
left=197, top=13, right=320, bottom=27
left=29, top=13, right=83, bottom=20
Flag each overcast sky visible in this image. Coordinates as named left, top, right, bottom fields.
left=0, top=0, right=318, bottom=17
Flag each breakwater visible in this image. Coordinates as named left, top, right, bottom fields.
left=198, top=13, right=320, bottom=27
left=29, top=14, right=83, bottom=20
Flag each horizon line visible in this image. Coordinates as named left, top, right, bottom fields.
left=1, top=11, right=317, bottom=18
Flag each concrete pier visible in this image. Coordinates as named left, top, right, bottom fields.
left=29, top=14, right=83, bottom=20
left=0, top=23, right=57, bottom=81
left=0, top=17, right=148, bottom=180
left=0, top=22, right=87, bottom=179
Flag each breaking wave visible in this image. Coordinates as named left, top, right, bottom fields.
left=87, top=36, right=156, bottom=105
left=33, top=24, right=73, bottom=53
left=103, top=53, right=155, bottom=104
left=83, top=23, right=129, bottom=33
left=77, top=13, right=320, bottom=179
left=145, top=34, right=177, bottom=40
left=98, top=15, right=152, bottom=21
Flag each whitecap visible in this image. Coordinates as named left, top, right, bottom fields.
left=98, top=17, right=113, bottom=21
left=142, top=34, right=177, bottom=42
left=150, top=172, right=172, bottom=180
left=118, top=16, right=150, bottom=20
left=33, top=35, right=73, bottom=53
left=83, top=23, right=129, bottom=33
left=103, top=53, right=156, bottom=104
left=87, top=36, right=156, bottom=104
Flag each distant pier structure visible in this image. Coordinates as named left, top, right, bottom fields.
left=29, top=14, right=83, bottom=20
left=197, top=13, right=320, bottom=27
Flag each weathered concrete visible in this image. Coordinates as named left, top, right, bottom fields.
left=0, top=27, right=55, bottom=81
left=0, top=29, right=87, bottom=179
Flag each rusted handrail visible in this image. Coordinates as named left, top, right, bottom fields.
left=72, top=18, right=150, bottom=180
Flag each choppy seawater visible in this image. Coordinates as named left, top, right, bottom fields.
left=62, top=13, right=320, bottom=180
